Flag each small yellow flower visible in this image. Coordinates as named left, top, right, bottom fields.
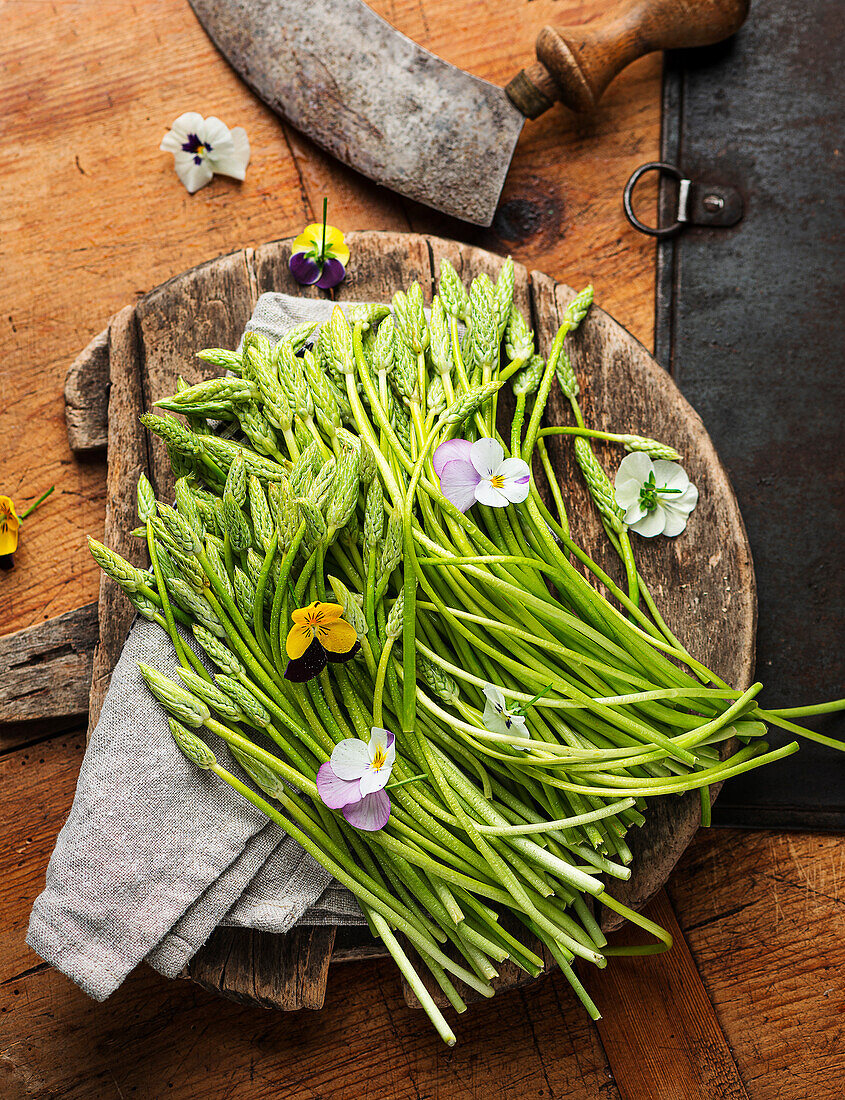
left=286, top=601, right=358, bottom=660
left=291, top=223, right=350, bottom=268
left=0, top=496, right=20, bottom=556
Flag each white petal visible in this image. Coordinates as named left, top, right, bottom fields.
left=198, top=115, right=232, bottom=147
left=498, top=457, right=530, bottom=482
left=484, top=711, right=514, bottom=736
left=482, top=684, right=507, bottom=710
left=368, top=726, right=390, bottom=761
left=330, top=737, right=370, bottom=780
left=660, top=505, right=690, bottom=537
left=615, top=451, right=653, bottom=488
left=652, top=460, right=689, bottom=493
left=674, top=483, right=699, bottom=512
left=211, top=150, right=248, bottom=181
left=160, top=130, right=184, bottom=154
left=359, top=759, right=393, bottom=795
left=615, top=479, right=642, bottom=509
left=498, top=474, right=531, bottom=503
left=170, top=111, right=205, bottom=138
left=173, top=154, right=213, bottom=194
left=508, top=713, right=529, bottom=736
left=630, top=507, right=667, bottom=538
left=624, top=502, right=648, bottom=526
left=230, top=127, right=251, bottom=168
left=470, top=437, right=505, bottom=478
left=474, top=478, right=510, bottom=507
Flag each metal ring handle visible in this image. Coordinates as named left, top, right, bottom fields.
left=623, top=162, right=684, bottom=238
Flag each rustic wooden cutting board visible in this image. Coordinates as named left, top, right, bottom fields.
left=61, top=230, right=755, bottom=1012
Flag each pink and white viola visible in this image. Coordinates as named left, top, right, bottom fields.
left=433, top=437, right=531, bottom=513
left=316, top=727, right=395, bottom=831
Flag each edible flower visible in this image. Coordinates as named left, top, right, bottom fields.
left=614, top=452, right=698, bottom=538
left=482, top=684, right=529, bottom=747
left=433, top=437, right=531, bottom=513
left=289, top=198, right=349, bottom=289
left=160, top=112, right=250, bottom=194
left=284, top=600, right=358, bottom=682
left=0, top=497, right=20, bottom=566
left=316, top=727, right=395, bottom=831
left=1, top=487, right=54, bottom=570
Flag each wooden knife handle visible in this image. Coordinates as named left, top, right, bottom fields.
left=506, top=0, right=749, bottom=119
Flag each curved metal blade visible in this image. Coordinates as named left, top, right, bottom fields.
left=189, top=0, right=524, bottom=225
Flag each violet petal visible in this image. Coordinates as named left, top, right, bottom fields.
left=342, top=789, right=391, bottom=831
left=315, top=258, right=346, bottom=289
left=438, top=458, right=482, bottom=513
left=288, top=252, right=322, bottom=285
left=316, top=763, right=362, bottom=809
left=433, top=438, right=473, bottom=479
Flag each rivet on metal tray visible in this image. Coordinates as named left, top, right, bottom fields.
left=623, top=162, right=743, bottom=237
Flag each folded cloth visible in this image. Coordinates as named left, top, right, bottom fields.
left=27, top=292, right=369, bottom=1001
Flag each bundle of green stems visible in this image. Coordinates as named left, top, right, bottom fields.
left=89, top=260, right=844, bottom=1045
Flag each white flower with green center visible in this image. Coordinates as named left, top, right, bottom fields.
left=160, top=112, right=250, bottom=194
left=482, top=684, right=529, bottom=748
left=614, top=452, right=699, bottom=537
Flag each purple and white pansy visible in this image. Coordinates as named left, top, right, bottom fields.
left=316, top=727, right=395, bottom=831
left=160, top=112, right=250, bottom=194
left=433, top=437, right=531, bottom=513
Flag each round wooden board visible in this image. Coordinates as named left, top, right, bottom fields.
left=66, top=230, right=755, bottom=1011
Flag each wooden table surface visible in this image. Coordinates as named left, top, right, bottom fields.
left=1, top=3, right=842, bottom=1098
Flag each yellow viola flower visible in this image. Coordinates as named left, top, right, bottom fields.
left=0, top=496, right=20, bottom=557
left=0, top=487, right=54, bottom=569
left=285, top=600, right=359, bottom=682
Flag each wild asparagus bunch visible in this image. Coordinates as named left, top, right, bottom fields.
left=91, top=258, right=843, bottom=1044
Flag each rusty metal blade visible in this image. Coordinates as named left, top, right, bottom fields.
left=188, top=0, right=524, bottom=225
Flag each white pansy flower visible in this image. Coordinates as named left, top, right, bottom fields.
left=482, top=684, right=529, bottom=748
left=160, top=112, right=250, bottom=194
left=614, top=452, right=699, bottom=538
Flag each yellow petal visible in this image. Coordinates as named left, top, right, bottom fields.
left=319, top=619, right=357, bottom=654
left=0, top=497, right=19, bottom=555
left=0, top=527, right=18, bottom=555
left=291, top=600, right=321, bottom=625
left=286, top=623, right=315, bottom=660
left=314, top=601, right=344, bottom=624
left=292, top=224, right=323, bottom=254
left=323, top=226, right=349, bottom=265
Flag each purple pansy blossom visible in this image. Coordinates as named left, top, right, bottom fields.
left=316, top=727, right=395, bottom=831
left=160, top=112, right=250, bottom=194
left=433, top=437, right=531, bottom=513
left=289, top=201, right=349, bottom=289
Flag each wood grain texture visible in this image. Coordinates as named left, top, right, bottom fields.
left=188, top=925, right=337, bottom=1010
left=0, top=603, right=97, bottom=727
left=0, top=0, right=660, bottom=637
left=87, top=306, right=150, bottom=736
left=588, top=889, right=750, bottom=1100
left=64, top=329, right=110, bottom=453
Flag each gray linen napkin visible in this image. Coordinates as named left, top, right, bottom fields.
left=27, top=293, right=369, bottom=1001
